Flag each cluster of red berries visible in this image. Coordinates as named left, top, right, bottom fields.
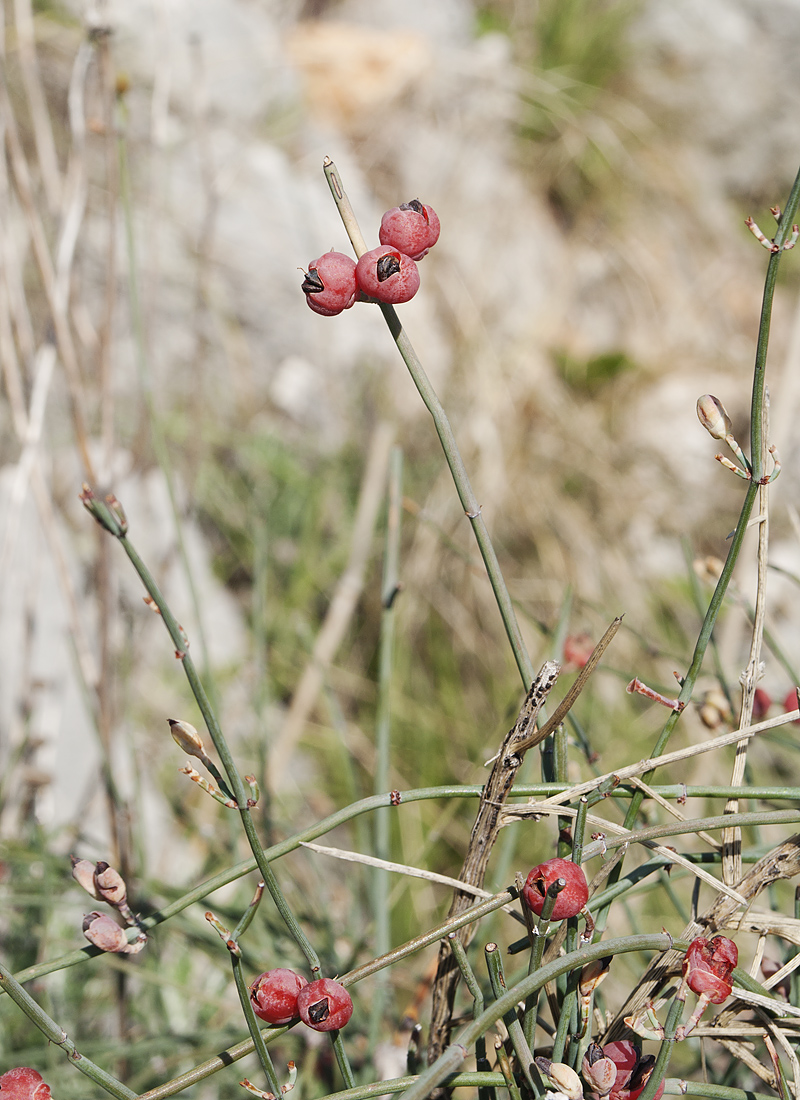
left=250, top=969, right=353, bottom=1033
left=301, top=199, right=440, bottom=316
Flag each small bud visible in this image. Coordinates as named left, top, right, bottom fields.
left=71, top=856, right=103, bottom=901
left=697, top=395, right=733, bottom=441
left=168, top=718, right=206, bottom=758
left=579, top=956, right=612, bottom=996
left=83, top=912, right=130, bottom=952
left=536, top=1059, right=583, bottom=1100
left=93, top=861, right=127, bottom=907
left=82, top=911, right=146, bottom=955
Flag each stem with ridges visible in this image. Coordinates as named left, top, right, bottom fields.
left=0, top=960, right=137, bottom=1099
left=322, top=157, right=534, bottom=689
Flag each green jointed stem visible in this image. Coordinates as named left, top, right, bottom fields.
left=597, top=164, right=800, bottom=923
left=484, top=943, right=542, bottom=1097
left=635, top=991, right=685, bottom=1100
left=447, top=934, right=492, bottom=1098
left=332, top=1029, right=357, bottom=1090
left=9, top=781, right=799, bottom=993
left=371, top=445, right=403, bottom=1050
left=231, top=952, right=283, bottom=1096
left=400, top=934, right=674, bottom=1100
left=0, top=960, right=137, bottom=1100
left=80, top=493, right=322, bottom=972
left=323, top=158, right=534, bottom=689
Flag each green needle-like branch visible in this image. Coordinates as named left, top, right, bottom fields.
left=322, top=157, right=534, bottom=689
left=0, top=960, right=137, bottom=1099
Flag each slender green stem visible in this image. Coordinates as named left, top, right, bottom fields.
left=323, top=157, right=534, bottom=689
left=664, top=1084, right=776, bottom=1100
left=495, top=1041, right=525, bottom=1100
left=230, top=951, right=283, bottom=1096
left=0, top=960, right=137, bottom=1099
left=522, top=876, right=563, bottom=1047
left=80, top=494, right=322, bottom=971
left=331, top=1029, right=357, bottom=1090
left=226, top=883, right=282, bottom=1095
left=485, top=943, right=543, bottom=1096
left=580, top=807, right=800, bottom=859
left=447, top=934, right=494, bottom=1100
left=611, top=162, right=800, bottom=847
left=371, top=445, right=403, bottom=1050
left=634, top=991, right=684, bottom=1100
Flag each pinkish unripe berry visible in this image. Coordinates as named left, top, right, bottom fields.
left=355, top=245, right=420, bottom=305
left=296, top=977, right=353, bottom=1032
left=379, top=199, right=440, bottom=260
left=302, top=251, right=358, bottom=316
left=522, top=858, right=588, bottom=920
left=0, top=1068, right=52, bottom=1100
left=250, top=968, right=308, bottom=1025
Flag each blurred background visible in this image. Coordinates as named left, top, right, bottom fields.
left=3, top=0, right=800, bottom=1093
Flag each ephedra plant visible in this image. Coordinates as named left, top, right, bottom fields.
left=4, top=116, right=800, bottom=1100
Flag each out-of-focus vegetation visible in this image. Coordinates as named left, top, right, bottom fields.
left=2, top=1, right=800, bottom=1096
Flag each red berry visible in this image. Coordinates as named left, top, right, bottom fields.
left=379, top=199, right=440, bottom=261
left=0, top=1068, right=52, bottom=1100
left=562, top=633, right=594, bottom=672
left=751, top=687, right=772, bottom=720
left=296, top=977, right=353, bottom=1032
left=522, top=858, right=588, bottom=920
left=250, top=968, right=308, bottom=1025
left=301, top=251, right=357, bottom=316
left=355, top=245, right=420, bottom=305
left=783, top=688, right=800, bottom=723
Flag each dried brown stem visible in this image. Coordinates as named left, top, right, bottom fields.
left=427, top=661, right=559, bottom=1065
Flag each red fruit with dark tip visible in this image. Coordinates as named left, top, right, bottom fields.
left=379, top=199, right=440, bottom=260
left=0, top=1068, right=52, bottom=1100
left=355, top=245, right=420, bottom=304
left=682, top=935, right=737, bottom=1004
left=296, top=977, right=353, bottom=1032
left=522, top=857, right=588, bottom=920
left=301, top=251, right=358, bottom=316
left=250, top=968, right=308, bottom=1025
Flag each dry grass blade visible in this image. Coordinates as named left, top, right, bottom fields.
left=527, top=615, right=623, bottom=749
